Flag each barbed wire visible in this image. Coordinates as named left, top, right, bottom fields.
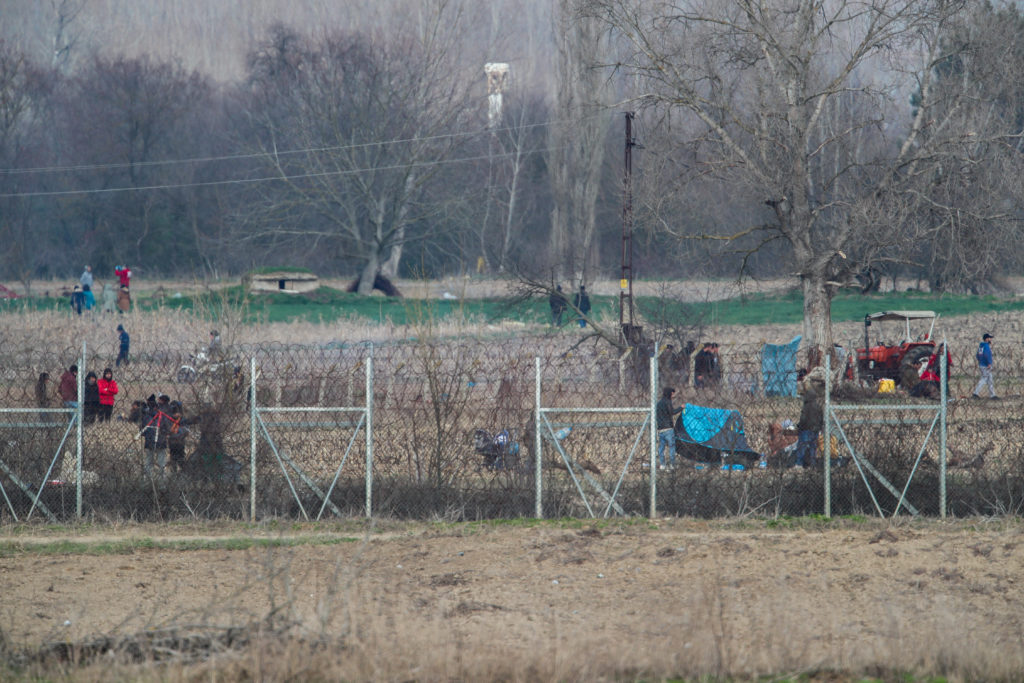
left=0, top=338, right=1019, bottom=521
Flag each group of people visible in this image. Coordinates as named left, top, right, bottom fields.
left=69, top=265, right=132, bottom=315
left=35, top=323, right=132, bottom=423
left=547, top=284, right=591, bottom=328
left=130, top=393, right=194, bottom=478
left=41, top=364, right=120, bottom=424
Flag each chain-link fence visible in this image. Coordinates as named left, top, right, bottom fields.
left=0, top=337, right=1020, bottom=522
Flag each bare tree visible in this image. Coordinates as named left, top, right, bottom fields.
left=585, top=0, right=1017, bottom=364
left=0, top=42, right=53, bottom=293
left=547, top=0, right=614, bottom=284
left=240, top=2, right=478, bottom=294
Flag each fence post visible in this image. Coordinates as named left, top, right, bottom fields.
left=940, top=337, right=948, bottom=518
left=824, top=353, right=831, bottom=518
left=535, top=356, right=543, bottom=519
left=365, top=353, right=373, bottom=519
left=250, top=356, right=257, bottom=521
left=649, top=353, right=657, bottom=519
left=76, top=341, right=84, bottom=518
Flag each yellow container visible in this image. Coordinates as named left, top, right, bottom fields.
left=878, top=378, right=895, bottom=393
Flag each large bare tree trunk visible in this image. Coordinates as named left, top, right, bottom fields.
left=547, top=0, right=610, bottom=283
left=801, top=272, right=833, bottom=370
left=357, top=252, right=380, bottom=295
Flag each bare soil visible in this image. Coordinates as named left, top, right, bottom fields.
left=2, top=519, right=1023, bottom=679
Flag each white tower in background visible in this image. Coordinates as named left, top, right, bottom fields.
left=484, top=62, right=510, bottom=128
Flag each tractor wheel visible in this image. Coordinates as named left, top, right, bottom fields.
left=898, top=346, right=932, bottom=388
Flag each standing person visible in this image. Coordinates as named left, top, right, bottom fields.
left=794, top=376, right=824, bottom=467
left=973, top=333, right=998, bottom=399
left=116, top=324, right=130, bottom=367
left=57, top=365, right=78, bottom=408
left=208, top=330, right=223, bottom=360
left=101, top=283, right=117, bottom=314
left=710, top=343, right=723, bottom=387
left=115, top=265, right=131, bottom=289
left=548, top=285, right=567, bottom=327
left=97, top=368, right=118, bottom=422
left=117, top=285, right=131, bottom=314
left=70, top=285, right=83, bottom=315
left=82, top=371, right=100, bottom=424
left=656, top=387, right=683, bottom=469
left=140, top=395, right=171, bottom=478
left=35, top=372, right=51, bottom=422
left=694, top=343, right=713, bottom=388
left=79, top=265, right=93, bottom=292
left=82, top=284, right=95, bottom=311
left=574, top=285, right=591, bottom=328
left=166, top=403, right=189, bottom=474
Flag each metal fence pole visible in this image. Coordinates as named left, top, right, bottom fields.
left=649, top=353, right=657, bottom=519
left=824, top=353, right=831, bottom=518
left=535, top=357, right=543, bottom=519
left=940, top=337, right=948, bottom=518
left=250, top=356, right=257, bottom=521
left=365, top=353, right=373, bottom=519
left=76, top=341, right=84, bottom=518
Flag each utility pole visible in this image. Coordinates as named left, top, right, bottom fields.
left=619, top=112, right=641, bottom=345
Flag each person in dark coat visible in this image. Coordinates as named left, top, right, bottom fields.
left=574, top=285, right=591, bottom=328
left=116, top=324, right=130, bottom=367
left=694, top=343, right=713, bottom=388
left=656, top=387, right=683, bottom=469
left=82, top=371, right=101, bottom=424
left=794, top=381, right=824, bottom=467
left=548, top=285, right=567, bottom=327
left=57, top=365, right=78, bottom=408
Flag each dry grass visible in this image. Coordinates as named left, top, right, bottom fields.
left=2, top=519, right=1024, bottom=682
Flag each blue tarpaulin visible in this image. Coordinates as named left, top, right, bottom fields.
left=675, top=403, right=759, bottom=458
left=761, top=335, right=802, bottom=397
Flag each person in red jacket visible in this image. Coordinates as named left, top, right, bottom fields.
left=115, top=265, right=132, bottom=289
left=97, top=367, right=118, bottom=422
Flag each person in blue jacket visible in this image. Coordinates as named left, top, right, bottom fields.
left=972, top=333, right=997, bottom=399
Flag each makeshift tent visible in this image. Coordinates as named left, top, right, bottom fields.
left=761, top=335, right=802, bottom=397
left=674, top=403, right=760, bottom=462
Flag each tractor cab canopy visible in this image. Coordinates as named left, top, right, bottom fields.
left=864, top=310, right=938, bottom=344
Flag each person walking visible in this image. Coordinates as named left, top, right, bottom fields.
left=574, top=285, right=591, bottom=328
left=548, top=285, right=567, bottom=327
left=973, top=333, right=998, bottom=399
left=97, top=368, right=118, bottom=422
left=116, top=324, right=130, bottom=367
left=656, top=386, right=683, bottom=469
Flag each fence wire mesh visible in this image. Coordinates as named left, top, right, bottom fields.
left=0, top=336, right=1020, bottom=521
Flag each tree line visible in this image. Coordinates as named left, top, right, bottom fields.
left=2, top=0, right=1024, bottom=357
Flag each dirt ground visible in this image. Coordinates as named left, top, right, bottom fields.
left=2, top=519, right=1024, bottom=679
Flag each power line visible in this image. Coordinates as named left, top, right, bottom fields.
left=0, top=146, right=569, bottom=199
left=0, top=116, right=597, bottom=176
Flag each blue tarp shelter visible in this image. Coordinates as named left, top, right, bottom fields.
left=675, top=403, right=760, bottom=461
left=761, top=335, right=802, bottom=397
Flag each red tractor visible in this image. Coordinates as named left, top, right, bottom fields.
left=855, top=311, right=938, bottom=387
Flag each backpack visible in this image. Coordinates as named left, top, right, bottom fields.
left=977, top=344, right=985, bottom=363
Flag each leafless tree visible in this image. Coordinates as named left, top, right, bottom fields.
left=547, top=0, right=614, bottom=284
left=584, top=0, right=1020, bottom=365
left=0, top=42, right=54, bottom=293
left=240, top=2, right=478, bottom=294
